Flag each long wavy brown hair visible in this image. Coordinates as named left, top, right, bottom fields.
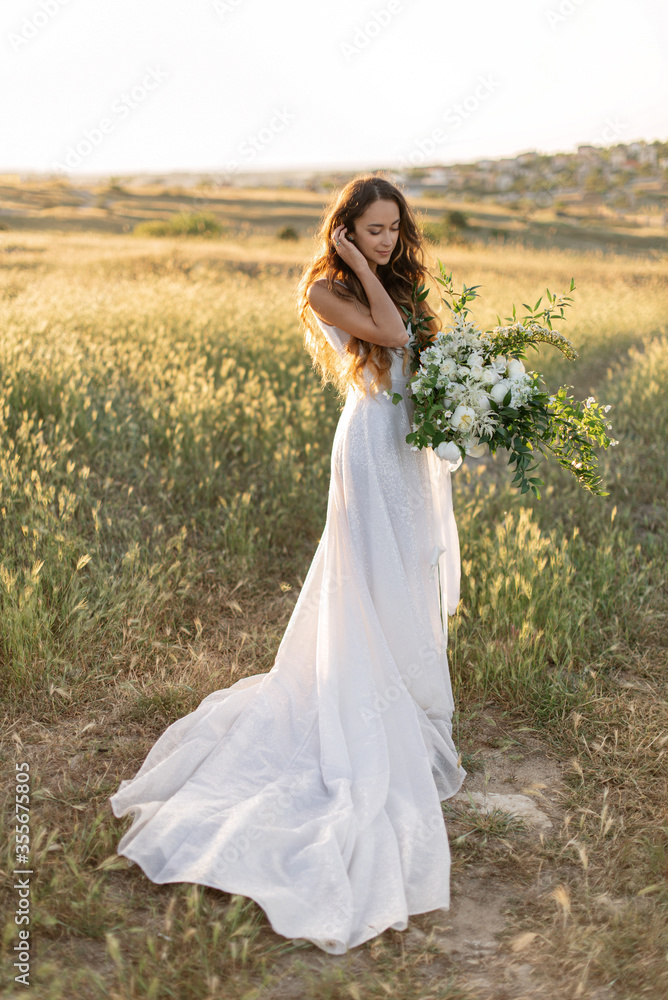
left=296, top=174, right=440, bottom=397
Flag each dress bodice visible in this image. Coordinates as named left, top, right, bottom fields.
left=313, top=312, right=412, bottom=394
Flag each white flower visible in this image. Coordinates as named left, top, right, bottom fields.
left=439, top=357, right=457, bottom=378
left=506, top=358, right=526, bottom=378
left=477, top=411, right=499, bottom=434
left=450, top=404, right=476, bottom=432
left=468, top=361, right=487, bottom=382
left=481, top=367, right=503, bottom=386
left=465, top=351, right=485, bottom=379
left=490, top=355, right=507, bottom=373
left=470, top=390, right=491, bottom=412
left=435, top=440, right=462, bottom=462
left=490, top=380, right=512, bottom=404
left=463, top=438, right=487, bottom=458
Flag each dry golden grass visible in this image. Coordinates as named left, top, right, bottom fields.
left=0, top=225, right=666, bottom=999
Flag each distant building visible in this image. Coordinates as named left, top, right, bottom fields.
left=609, top=146, right=628, bottom=168
left=497, top=158, right=519, bottom=175
left=422, top=167, right=450, bottom=185
left=495, top=173, right=515, bottom=191
left=638, top=145, right=658, bottom=166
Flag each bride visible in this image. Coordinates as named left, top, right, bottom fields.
left=109, top=174, right=466, bottom=955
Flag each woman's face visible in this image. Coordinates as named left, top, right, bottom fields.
left=350, top=198, right=401, bottom=271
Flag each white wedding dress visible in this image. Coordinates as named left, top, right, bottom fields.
left=109, top=310, right=466, bottom=955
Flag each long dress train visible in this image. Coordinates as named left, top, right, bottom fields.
left=109, top=313, right=466, bottom=955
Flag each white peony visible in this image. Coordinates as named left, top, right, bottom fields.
left=490, top=380, right=512, bottom=404
left=450, top=404, right=476, bottom=431
left=439, top=357, right=457, bottom=378
left=467, top=357, right=487, bottom=381
left=482, top=367, right=503, bottom=386
left=435, top=440, right=462, bottom=462
left=506, top=358, right=526, bottom=378
left=471, top=390, right=491, bottom=411
left=463, top=438, right=487, bottom=458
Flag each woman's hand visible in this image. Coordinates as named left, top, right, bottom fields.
left=331, top=224, right=370, bottom=276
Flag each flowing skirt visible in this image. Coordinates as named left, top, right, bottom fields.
left=109, top=375, right=465, bottom=955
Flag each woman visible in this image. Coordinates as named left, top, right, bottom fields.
left=109, top=174, right=466, bottom=955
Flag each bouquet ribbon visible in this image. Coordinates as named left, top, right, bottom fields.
left=425, top=449, right=462, bottom=638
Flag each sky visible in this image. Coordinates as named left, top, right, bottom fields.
left=2, top=0, right=667, bottom=178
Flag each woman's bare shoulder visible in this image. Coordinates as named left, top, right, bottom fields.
left=307, top=277, right=348, bottom=297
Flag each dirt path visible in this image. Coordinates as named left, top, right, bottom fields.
left=1, top=700, right=595, bottom=999
left=254, top=705, right=577, bottom=1000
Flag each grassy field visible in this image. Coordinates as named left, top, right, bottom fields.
left=0, top=222, right=666, bottom=999
left=2, top=176, right=668, bottom=256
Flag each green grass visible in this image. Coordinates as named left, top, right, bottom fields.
left=133, top=211, right=223, bottom=238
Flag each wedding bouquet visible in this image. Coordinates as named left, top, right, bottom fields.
left=390, top=263, right=617, bottom=498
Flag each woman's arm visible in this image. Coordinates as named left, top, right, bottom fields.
left=306, top=226, right=409, bottom=349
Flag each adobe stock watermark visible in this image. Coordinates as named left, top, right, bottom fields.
left=399, top=74, right=501, bottom=168
left=50, top=65, right=168, bottom=174
left=591, top=115, right=628, bottom=146
left=13, top=760, right=32, bottom=987
left=191, top=107, right=296, bottom=208
left=545, top=0, right=588, bottom=29
left=360, top=640, right=442, bottom=723
left=216, top=769, right=311, bottom=876
left=213, top=0, right=246, bottom=16
left=294, top=564, right=351, bottom=621
left=340, top=0, right=403, bottom=62
left=8, top=0, right=74, bottom=52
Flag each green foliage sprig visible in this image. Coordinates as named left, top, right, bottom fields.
left=398, top=262, right=617, bottom=497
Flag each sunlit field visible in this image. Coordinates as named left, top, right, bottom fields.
left=0, top=226, right=666, bottom=999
